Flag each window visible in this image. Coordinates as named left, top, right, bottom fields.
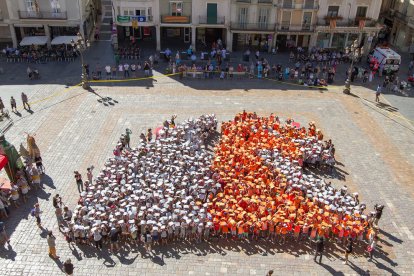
left=281, top=11, right=291, bottom=29
left=123, top=9, right=135, bottom=16
left=304, top=0, right=314, bottom=9
left=303, top=12, right=312, bottom=27
left=135, top=9, right=146, bottom=16
left=258, top=8, right=268, bottom=28
left=356, top=7, right=367, bottom=18
left=239, top=7, right=248, bottom=25
left=170, top=2, right=183, bottom=16
left=26, top=0, right=35, bottom=12
left=327, top=6, right=339, bottom=17
left=50, top=0, right=61, bottom=13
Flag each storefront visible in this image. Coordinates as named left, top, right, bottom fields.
left=196, top=28, right=226, bottom=50
left=116, top=15, right=156, bottom=46
left=232, top=33, right=273, bottom=52
left=160, top=27, right=191, bottom=49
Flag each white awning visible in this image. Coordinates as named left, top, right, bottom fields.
left=19, top=36, right=48, bottom=46
left=51, top=36, right=79, bottom=45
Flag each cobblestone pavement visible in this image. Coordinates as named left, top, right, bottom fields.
left=0, top=69, right=413, bottom=276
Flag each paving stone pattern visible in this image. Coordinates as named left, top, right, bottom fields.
left=0, top=76, right=413, bottom=275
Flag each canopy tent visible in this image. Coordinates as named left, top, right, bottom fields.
left=19, top=36, right=48, bottom=46
left=51, top=36, right=79, bottom=45
left=0, top=177, right=11, bottom=193
left=0, top=155, right=8, bottom=170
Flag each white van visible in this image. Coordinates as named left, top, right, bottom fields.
left=367, top=47, right=401, bottom=72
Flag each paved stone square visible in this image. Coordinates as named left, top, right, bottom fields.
left=0, top=68, right=413, bottom=276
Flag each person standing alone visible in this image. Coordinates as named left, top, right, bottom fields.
left=74, top=171, right=83, bottom=192
left=47, top=231, right=59, bottom=259
left=314, top=237, right=325, bottom=264
left=21, top=92, right=31, bottom=110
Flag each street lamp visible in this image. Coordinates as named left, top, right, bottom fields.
left=71, top=32, right=91, bottom=90
left=343, top=41, right=359, bottom=94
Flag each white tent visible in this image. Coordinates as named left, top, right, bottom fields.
left=19, top=36, right=48, bottom=46
left=51, top=36, right=79, bottom=45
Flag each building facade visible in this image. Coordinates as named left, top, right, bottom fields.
left=0, top=0, right=12, bottom=44
left=113, top=0, right=158, bottom=48
left=275, top=0, right=319, bottom=50
left=312, top=0, right=382, bottom=53
left=3, top=0, right=99, bottom=48
left=380, top=0, right=414, bottom=53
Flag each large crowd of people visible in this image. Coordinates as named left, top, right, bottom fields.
left=50, top=113, right=382, bottom=261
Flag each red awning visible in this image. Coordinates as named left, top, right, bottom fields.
left=0, top=155, right=8, bottom=170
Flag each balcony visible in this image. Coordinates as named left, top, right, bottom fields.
left=279, top=1, right=318, bottom=9
left=236, top=0, right=251, bottom=2
left=277, top=23, right=315, bottom=32
left=161, top=14, right=191, bottom=24
left=230, top=22, right=276, bottom=31
left=18, top=11, right=67, bottom=20
left=317, top=18, right=378, bottom=28
left=258, top=0, right=273, bottom=4
left=199, top=16, right=225, bottom=25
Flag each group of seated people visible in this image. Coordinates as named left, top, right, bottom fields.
left=2, top=45, right=77, bottom=63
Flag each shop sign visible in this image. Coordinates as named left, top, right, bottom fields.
left=117, top=16, right=131, bottom=23
left=131, top=16, right=146, bottom=22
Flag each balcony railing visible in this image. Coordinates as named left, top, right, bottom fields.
left=277, top=23, right=315, bottom=31
left=317, top=18, right=377, bottom=28
left=161, top=14, right=191, bottom=24
left=18, top=11, right=67, bottom=20
left=279, top=2, right=317, bottom=9
left=199, top=16, right=225, bottom=24
left=230, top=22, right=275, bottom=31
left=236, top=0, right=252, bottom=2
left=258, top=0, right=273, bottom=4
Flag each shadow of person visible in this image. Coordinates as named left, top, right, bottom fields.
left=51, top=256, right=64, bottom=272
left=318, top=262, right=345, bottom=275
left=68, top=244, right=83, bottom=261
left=0, top=243, right=17, bottom=261
left=25, top=109, right=34, bottom=114
left=41, top=174, right=56, bottom=189
left=13, top=110, right=22, bottom=117
left=99, top=250, right=116, bottom=267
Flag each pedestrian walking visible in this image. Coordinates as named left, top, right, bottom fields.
left=266, top=270, right=274, bottom=276
left=10, top=96, right=17, bottom=112
left=32, top=203, right=42, bottom=227
left=343, top=238, right=353, bottom=265
left=55, top=206, right=64, bottom=228
left=376, top=85, right=382, bottom=103
left=21, top=92, right=31, bottom=110
left=0, top=97, right=5, bottom=114
left=47, top=231, right=59, bottom=259
left=74, top=171, right=83, bottom=192
left=63, top=259, right=74, bottom=275
left=314, top=237, right=324, bottom=264
left=367, top=235, right=378, bottom=261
